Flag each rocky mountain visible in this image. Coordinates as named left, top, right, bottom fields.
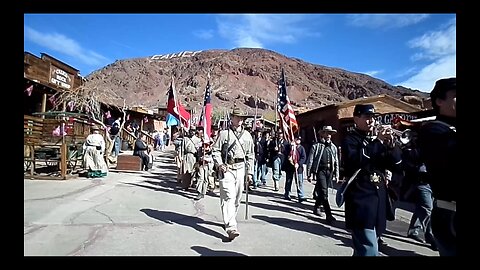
left=84, top=48, right=429, bottom=115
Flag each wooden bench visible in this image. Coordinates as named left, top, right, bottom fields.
left=116, top=155, right=143, bottom=171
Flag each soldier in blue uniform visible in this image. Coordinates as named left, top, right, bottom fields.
left=341, top=104, right=402, bottom=256
left=418, top=77, right=456, bottom=256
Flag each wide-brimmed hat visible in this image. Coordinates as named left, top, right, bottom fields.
left=321, top=125, right=337, bottom=133
left=230, top=108, right=248, bottom=117
left=353, top=104, right=380, bottom=117
left=91, top=125, right=100, bottom=130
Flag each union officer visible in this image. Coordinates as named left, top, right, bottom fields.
left=341, top=104, right=402, bottom=256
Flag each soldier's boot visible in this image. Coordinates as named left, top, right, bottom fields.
left=324, top=202, right=336, bottom=224
left=313, top=201, right=324, bottom=217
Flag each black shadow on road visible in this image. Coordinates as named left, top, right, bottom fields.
left=268, top=198, right=346, bottom=221
left=248, top=200, right=312, bottom=219
left=125, top=181, right=197, bottom=200
left=191, top=246, right=247, bottom=256
left=140, top=209, right=231, bottom=242
left=249, top=201, right=347, bottom=231
left=155, top=163, right=179, bottom=172
left=378, top=242, right=426, bottom=256
left=252, top=214, right=352, bottom=249
left=251, top=214, right=428, bottom=256
left=143, top=171, right=177, bottom=182
left=382, top=223, right=436, bottom=252
left=156, top=153, right=176, bottom=158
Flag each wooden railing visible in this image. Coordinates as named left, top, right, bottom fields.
left=24, top=114, right=91, bottom=180
left=120, top=128, right=155, bottom=150
left=120, top=128, right=137, bottom=150
left=141, top=130, right=155, bottom=146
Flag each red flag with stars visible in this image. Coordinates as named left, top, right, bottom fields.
left=198, top=76, right=212, bottom=142
left=166, top=76, right=191, bottom=128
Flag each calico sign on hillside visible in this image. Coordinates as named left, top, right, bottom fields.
left=150, top=50, right=202, bottom=60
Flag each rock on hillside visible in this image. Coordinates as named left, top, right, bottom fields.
left=84, top=48, right=429, bottom=115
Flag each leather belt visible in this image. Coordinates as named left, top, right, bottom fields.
left=435, top=199, right=456, bottom=212
left=227, top=158, right=245, bottom=165
left=319, top=163, right=331, bottom=170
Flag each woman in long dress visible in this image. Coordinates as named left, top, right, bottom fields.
left=83, top=125, right=108, bottom=178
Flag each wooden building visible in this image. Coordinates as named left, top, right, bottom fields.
left=24, top=52, right=84, bottom=116
left=297, top=95, right=431, bottom=150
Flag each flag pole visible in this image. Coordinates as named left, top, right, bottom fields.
left=283, top=68, right=299, bottom=190
left=274, top=90, right=278, bottom=134
left=171, top=75, right=186, bottom=183
left=253, top=93, right=258, bottom=131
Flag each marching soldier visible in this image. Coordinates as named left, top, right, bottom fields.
left=341, top=104, right=402, bottom=256
left=211, top=108, right=254, bottom=240
left=418, top=77, right=456, bottom=256
left=267, top=131, right=289, bottom=191
left=306, top=126, right=340, bottom=223
left=194, top=139, right=214, bottom=200
left=179, top=128, right=200, bottom=190
left=209, top=125, right=220, bottom=192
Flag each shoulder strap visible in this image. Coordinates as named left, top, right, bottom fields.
left=226, top=130, right=237, bottom=154
left=429, top=120, right=456, bottom=132
left=314, top=143, right=325, bottom=173
left=231, top=129, right=246, bottom=156
left=341, top=168, right=362, bottom=196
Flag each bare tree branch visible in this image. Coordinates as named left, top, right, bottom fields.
left=52, top=84, right=129, bottom=168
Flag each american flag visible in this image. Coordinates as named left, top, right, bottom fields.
left=277, top=68, right=298, bottom=142
left=198, top=76, right=212, bottom=142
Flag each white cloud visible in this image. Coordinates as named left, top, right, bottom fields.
left=24, top=26, right=108, bottom=66
left=407, top=18, right=456, bottom=61
left=216, top=14, right=319, bottom=48
left=348, top=14, right=429, bottom=29
left=362, top=70, right=383, bottom=77
left=397, top=18, right=456, bottom=92
left=397, top=55, right=455, bottom=92
left=193, top=29, right=214, bottom=40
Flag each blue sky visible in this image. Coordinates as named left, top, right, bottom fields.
left=24, top=14, right=456, bottom=93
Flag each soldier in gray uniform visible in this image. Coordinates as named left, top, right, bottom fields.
left=195, top=139, right=214, bottom=200
left=180, top=129, right=201, bottom=190
left=211, top=108, right=255, bottom=240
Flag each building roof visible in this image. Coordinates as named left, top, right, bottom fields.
left=40, top=53, right=79, bottom=72
left=298, top=94, right=423, bottom=118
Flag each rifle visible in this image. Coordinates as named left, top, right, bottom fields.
left=245, top=158, right=249, bottom=220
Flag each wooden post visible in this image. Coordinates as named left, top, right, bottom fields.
left=61, top=137, right=67, bottom=180
left=41, top=93, right=47, bottom=119
left=30, top=145, right=35, bottom=177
